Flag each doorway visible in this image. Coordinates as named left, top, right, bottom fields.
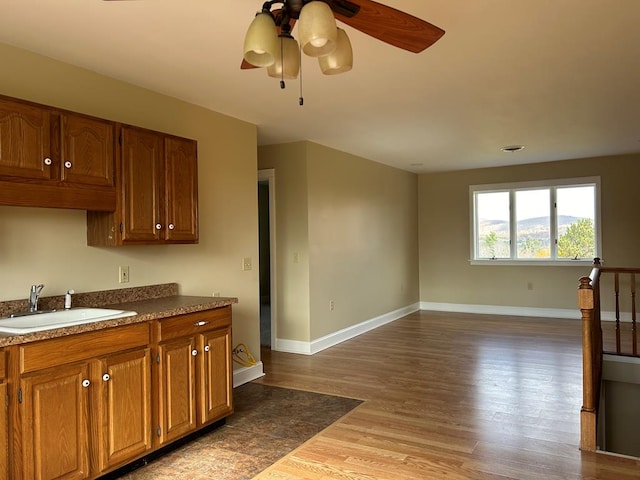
left=258, top=169, right=276, bottom=349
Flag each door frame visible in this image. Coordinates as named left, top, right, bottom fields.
left=258, top=169, right=277, bottom=348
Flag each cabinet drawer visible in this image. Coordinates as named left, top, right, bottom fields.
left=156, top=307, right=231, bottom=341
left=19, top=322, right=149, bottom=374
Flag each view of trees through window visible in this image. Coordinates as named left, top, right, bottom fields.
left=474, top=183, right=597, bottom=261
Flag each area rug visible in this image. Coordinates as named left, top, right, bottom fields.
left=118, top=382, right=363, bottom=480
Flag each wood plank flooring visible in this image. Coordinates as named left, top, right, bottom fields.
left=253, top=310, right=640, bottom=479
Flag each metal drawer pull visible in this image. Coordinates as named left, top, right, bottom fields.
left=102, top=373, right=110, bottom=382
left=191, top=349, right=198, bottom=356
left=194, top=321, right=209, bottom=327
left=82, top=379, right=91, bottom=388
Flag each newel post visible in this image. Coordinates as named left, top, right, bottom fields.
left=578, top=275, right=597, bottom=451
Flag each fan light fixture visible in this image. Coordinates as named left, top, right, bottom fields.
left=243, top=0, right=354, bottom=100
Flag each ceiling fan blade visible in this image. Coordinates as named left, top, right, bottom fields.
left=241, top=59, right=260, bottom=70
left=332, top=0, right=444, bottom=53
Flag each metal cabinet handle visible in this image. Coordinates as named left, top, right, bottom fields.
left=44, top=157, right=52, bottom=166
left=102, top=373, right=110, bottom=382
left=64, top=161, right=72, bottom=169
left=168, top=223, right=175, bottom=230
left=82, top=379, right=91, bottom=388
left=194, top=321, right=209, bottom=327
left=191, top=349, right=198, bottom=356
left=204, top=345, right=210, bottom=352
left=155, top=223, right=162, bottom=230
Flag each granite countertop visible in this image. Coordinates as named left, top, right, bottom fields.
left=0, top=283, right=238, bottom=347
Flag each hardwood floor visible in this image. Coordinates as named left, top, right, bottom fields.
left=253, top=310, right=640, bottom=479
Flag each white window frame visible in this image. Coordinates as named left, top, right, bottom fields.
left=469, top=176, right=602, bottom=266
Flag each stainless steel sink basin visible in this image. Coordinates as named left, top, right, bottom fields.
left=0, top=308, right=137, bottom=334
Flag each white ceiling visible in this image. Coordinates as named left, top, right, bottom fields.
left=1, top=0, right=639, bottom=173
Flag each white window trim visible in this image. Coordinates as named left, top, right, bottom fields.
left=469, top=176, right=602, bottom=266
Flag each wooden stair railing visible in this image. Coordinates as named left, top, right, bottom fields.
left=578, top=258, right=640, bottom=452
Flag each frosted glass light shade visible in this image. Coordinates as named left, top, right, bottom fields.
left=298, top=1, right=337, bottom=57
left=243, top=12, right=278, bottom=67
left=319, top=28, right=352, bottom=75
left=267, top=35, right=300, bottom=79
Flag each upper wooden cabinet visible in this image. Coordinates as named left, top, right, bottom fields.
left=87, top=125, right=198, bottom=246
left=0, top=97, right=51, bottom=181
left=59, top=113, right=114, bottom=187
left=0, top=95, right=116, bottom=211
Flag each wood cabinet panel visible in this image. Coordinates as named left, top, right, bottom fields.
left=158, top=337, right=197, bottom=444
left=19, top=322, right=149, bottom=373
left=157, top=307, right=231, bottom=341
left=0, top=348, right=7, bottom=480
left=0, top=96, right=51, bottom=181
left=0, top=382, right=7, bottom=480
left=95, top=347, right=152, bottom=472
left=121, top=126, right=163, bottom=243
left=165, top=136, right=198, bottom=242
left=200, top=328, right=233, bottom=424
left=61, top=113, right=114, bottom=187
left=20, top=362, right=91, bottom=480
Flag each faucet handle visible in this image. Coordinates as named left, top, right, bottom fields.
left=65, top=290, right=75, bottom=310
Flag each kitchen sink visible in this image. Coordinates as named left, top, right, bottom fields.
left=0, top=308, right=138, bottom=334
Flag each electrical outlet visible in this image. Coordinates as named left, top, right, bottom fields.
left=119, top=265, right=130, bottom=284
left=527, top=282, right=534, bottom=291
left=329, top=300, right=335, bottom=311
left=213, top=292, right=221, bottom=297
left=242, top=257, right=252, bottom=271
left=293, top=252, right=299, bottom=264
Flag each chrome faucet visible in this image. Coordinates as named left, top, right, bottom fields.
left=28, top=284, right=45, bottom=312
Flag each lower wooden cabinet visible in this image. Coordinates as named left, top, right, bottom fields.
left=95, top=347, right=152, bottom=472
left=11, top=323, right=152, bottom=480
left=156, top=307, right=233, bottom=446
left=5, top=306, right=233, bottom=480
left=19, top=362, right=92, bottom=480
left=0, top=349, right=8, bottom=480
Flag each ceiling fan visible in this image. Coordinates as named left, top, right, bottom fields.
left=241, top=0, right=445, bottom=70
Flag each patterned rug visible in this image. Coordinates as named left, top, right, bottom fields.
left=117, top=383, right=363, bottom=480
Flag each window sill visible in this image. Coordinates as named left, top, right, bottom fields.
left=469, top=259, right=594, bottom=267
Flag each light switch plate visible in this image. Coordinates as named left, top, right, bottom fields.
left=242, top=257, right=252, bottom=271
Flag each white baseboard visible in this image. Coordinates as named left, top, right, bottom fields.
left=420, top=301, right=640, bottom=322
left=232, top=361, right=264, bottom=388
left=420, top=301, right=579, bottom=319
left=274, top=303, right=421, bottom=355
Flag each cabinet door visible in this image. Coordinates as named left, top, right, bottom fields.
left=20, top=362, right=91, bottom=480
left=96, top=348, right=152, bottom=473
left=121, top=126, right=163, bottom=243
left=158, top=337, right=197, bottom=444
left=61, top=113, right=114, bottom=187
left=0, top=381, right=7, bottom=480
left=165, top=136, right=198, bottom=242
left=199, top=328, right=233, bottom=425
left=0, top=97, right=51, bottom=180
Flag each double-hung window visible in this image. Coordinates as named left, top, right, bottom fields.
left=470, top=177, right=601, bottom=265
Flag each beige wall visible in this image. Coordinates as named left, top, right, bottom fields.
left=258, top=143, right=311, bottom=342
left=418, top=154, right=640, bottom=310
left=0, top=44, right=261, bottom=363
left=259, top=142, right=419, bottom=343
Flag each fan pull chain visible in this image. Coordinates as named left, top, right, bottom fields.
left=279, top=36, right=285, bottom=89
left=298, top=44, right=304, bottom=106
